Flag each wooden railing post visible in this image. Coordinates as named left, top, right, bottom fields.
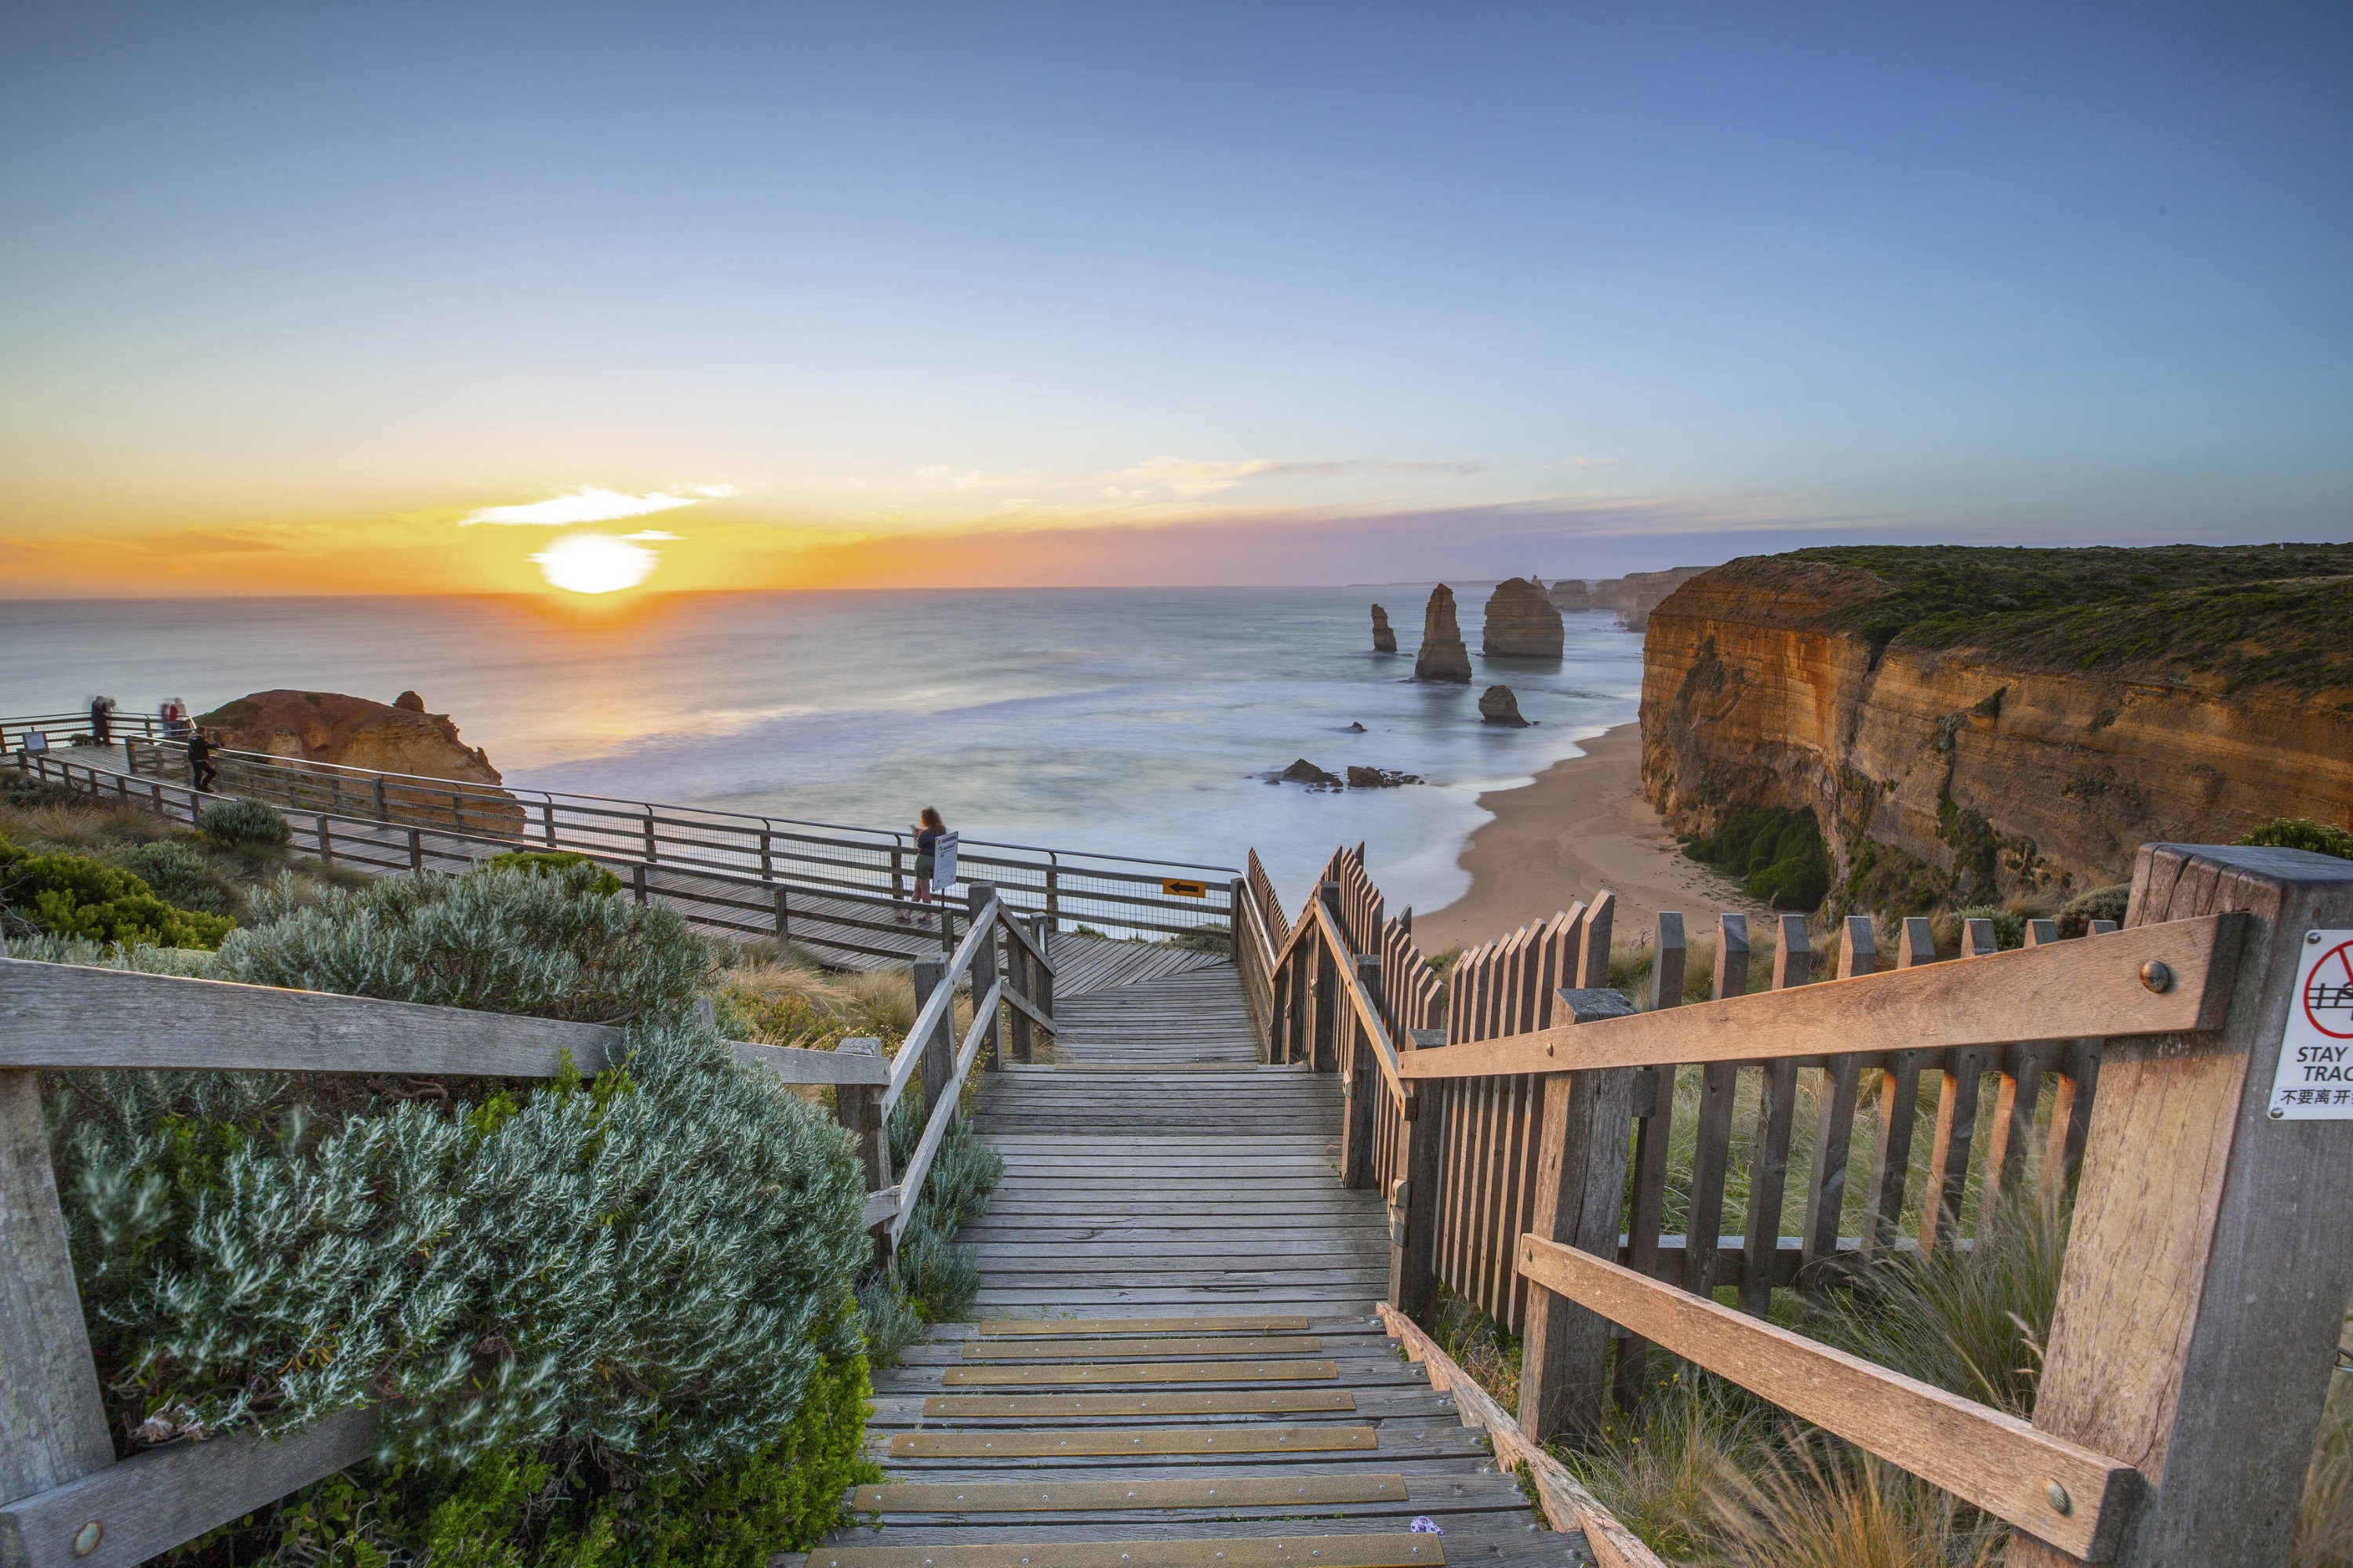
left=966, top=882, right=1002, bottom=1072
left=1860, top=915, right=1936, bottom=1257
left=1006, top=930, right=1035, bottom=1064
left=911, top=959, right=954, bottom=1120
left=1616, top=911, right=1687, bottom=1408
left=1516, top=984, right=1640, bottom=1442
left=2009, top=844, right=2353, bottom=1568
left=1737, top=914, right=1812, bottom=1315
left=1025, top=915, right=1053, bottom=1037
left=1682, top=912, right=1747, bottom=1296
left=1388, top=1028, right=1447, bottom=1319
left=1340, top=953, right=1380, bottom=1188
left=1979, top=919, right=2060, bottom=1228
left=1798, top=915, right=1875, bottom=1303
left=1312, top=882, right=1343, bottom=1072
left=1922, top=917, right=2001, bottom=1252
left=0, top=1071, right=116, bottom=1508
left=830, top=1037, right=893, bottom=1268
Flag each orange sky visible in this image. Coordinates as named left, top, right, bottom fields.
left=0, top=487, right=1823, bottom=599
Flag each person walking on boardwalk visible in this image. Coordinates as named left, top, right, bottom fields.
left=906, top=806, right=946, bottom=926
left=187, top=726, right=219, bottom=794
left=89, top=696, right=113, bottom=746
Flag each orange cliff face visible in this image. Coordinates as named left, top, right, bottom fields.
left=1638, top=555, right=2353, bottom=904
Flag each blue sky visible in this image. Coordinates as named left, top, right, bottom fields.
left=2, top=2, right=2348, bottom=590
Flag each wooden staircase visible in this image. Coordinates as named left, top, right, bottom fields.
left=799, top=952, right=1591, bottom=1568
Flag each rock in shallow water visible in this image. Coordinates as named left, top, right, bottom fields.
left=1478, top=685, right=1530, bottom=726
left=1346, top=765, right=1424, bottom=788
left=1371, top=604, right=1397, bottom=652
left=1279, top=758, right=1344, bottom=786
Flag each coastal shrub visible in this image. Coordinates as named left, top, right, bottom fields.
left=53, top=1016, right=879, bottom=1561
left=1, top=773, right=82, bottom=809
left=486, top=848, right=627, bottom=897
left=1833, top=838, right=1949, bottom=922
left=0, top=835, right=235, bottom=949
left=213, top=864, right=711, bottom=1024
left=2054, top=882, right=2129, bottom=937
left=2239, top=817, right=2353, bottom=862
left=198, top=795, right=291, bottom=849
left=1939, top=904, right=2024, bottom=952
left=1686, top=806, right=1831, bottom=911
left=104, top=838, right=240, bottom=917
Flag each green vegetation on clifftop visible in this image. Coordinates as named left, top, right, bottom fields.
left=1773, top=543, right=2353, bottom=696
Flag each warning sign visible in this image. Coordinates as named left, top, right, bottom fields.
left=2269, top=930, right=2353, bottom=1119
left=1162, top=879, right=1208, bottom=899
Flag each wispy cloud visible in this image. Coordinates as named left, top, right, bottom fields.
left=1108, top=456, right=1489, bottom=499
left=458, top=488, right=709, bottom=527
left=626, top=529, right=682, bottom=541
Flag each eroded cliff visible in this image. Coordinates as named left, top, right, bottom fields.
left=1640, top=547, right=2353, bottom=908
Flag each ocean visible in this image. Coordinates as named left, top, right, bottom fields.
left=0, top=589, right=1643, bottom=915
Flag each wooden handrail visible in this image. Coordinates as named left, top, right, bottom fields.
left=1518, top=1235, right=2140, bottom=1561
left=886, top=977, right=1004, bottom=1245
left=1398, top=915, right=2242, bottom=1081
left=997, top=907, right=1054, bottom=975
left=0, top=959, right=889, bottom=1086
left=1311, top=900, right=1406, bottom=1106
left=879, top=902, right=1002, bottom=1115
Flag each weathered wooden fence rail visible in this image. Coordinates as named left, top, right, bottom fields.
left=0, top=882, right=1050, bottom=1568
left=1258, top=838, right=2353, bottom=1566
left=9, top=740, right=1231, bottom=966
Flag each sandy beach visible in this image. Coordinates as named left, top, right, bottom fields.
left=1413, top=722, right=1768, bottom=954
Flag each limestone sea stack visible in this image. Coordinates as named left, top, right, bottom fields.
left=1547, top=579, right=1592, bottom=613
left=1481, top=577, right=1565, bottom=657
left=1478, top=686, right=1529, bottom=726
left=1413, top=585, right=1473, bottom=682
left=194, top=689, right=522, bottom=830
left=1371, top=604, right=1397, bottom=652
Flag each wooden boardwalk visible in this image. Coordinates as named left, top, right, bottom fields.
left=815, top=955, right=1589, bottom=1568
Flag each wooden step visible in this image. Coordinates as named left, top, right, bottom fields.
left=809, top=1533, right=1442, bottom=1567
left=943, top=1360, right=1337, bottom=1387
left=962, top=1337, right=1319, bottom=1361
left=889, top=1426, right=1378, bottom=1458
left=922, top=1390, right=1355, bottom=1418
left=850, top=1474, right=1409, bottom=1513
left=969, top=1308, right=1318, bottom=1327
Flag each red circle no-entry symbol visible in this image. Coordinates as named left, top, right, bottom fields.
left=2304, top=940, right=2353, bottom=1040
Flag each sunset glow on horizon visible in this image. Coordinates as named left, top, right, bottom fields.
left=3, top=6, right=2346, bottom=598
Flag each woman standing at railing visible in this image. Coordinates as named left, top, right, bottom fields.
left=187, top=726, right=219, bottom=794
left=904, top=806, right=946, bottom=927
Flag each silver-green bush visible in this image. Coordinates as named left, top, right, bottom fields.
left=214, top=864, right=710, bottom=1023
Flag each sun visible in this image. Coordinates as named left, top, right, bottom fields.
left=532, top=533, right=656, bottom=594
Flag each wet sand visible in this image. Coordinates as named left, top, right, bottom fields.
left=1413, top=722, right=1768, bottom=954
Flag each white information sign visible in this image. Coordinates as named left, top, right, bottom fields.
left=2269, top=929, right=2353, bottom=1120
left=931, top=830, right=960, bottom=891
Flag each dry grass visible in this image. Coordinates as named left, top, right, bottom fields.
left=718, top=951, right=979, bottom=1064
left=2297, top=1362, right=2353, bottom=1568
left=1707, top=1439, right=2003, bottom=1568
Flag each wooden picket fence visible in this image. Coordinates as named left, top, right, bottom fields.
left=1248, top=839, right=2353, bottom=1566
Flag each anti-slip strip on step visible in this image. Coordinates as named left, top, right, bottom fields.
left=887, top=1426, right=1377, bottom=1458
left=976, top=1316, right=1313, bottom=1336
left=849, top=1475, right=1409, bottom=1513
left=961, top=1337, right=1321, bottom=1360
left=941, top=1361, right=1337, bottom=1387
left=922, top=1390, right=1355, bottom=1418
left=809, top=1533, right=1442, bottom=1568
